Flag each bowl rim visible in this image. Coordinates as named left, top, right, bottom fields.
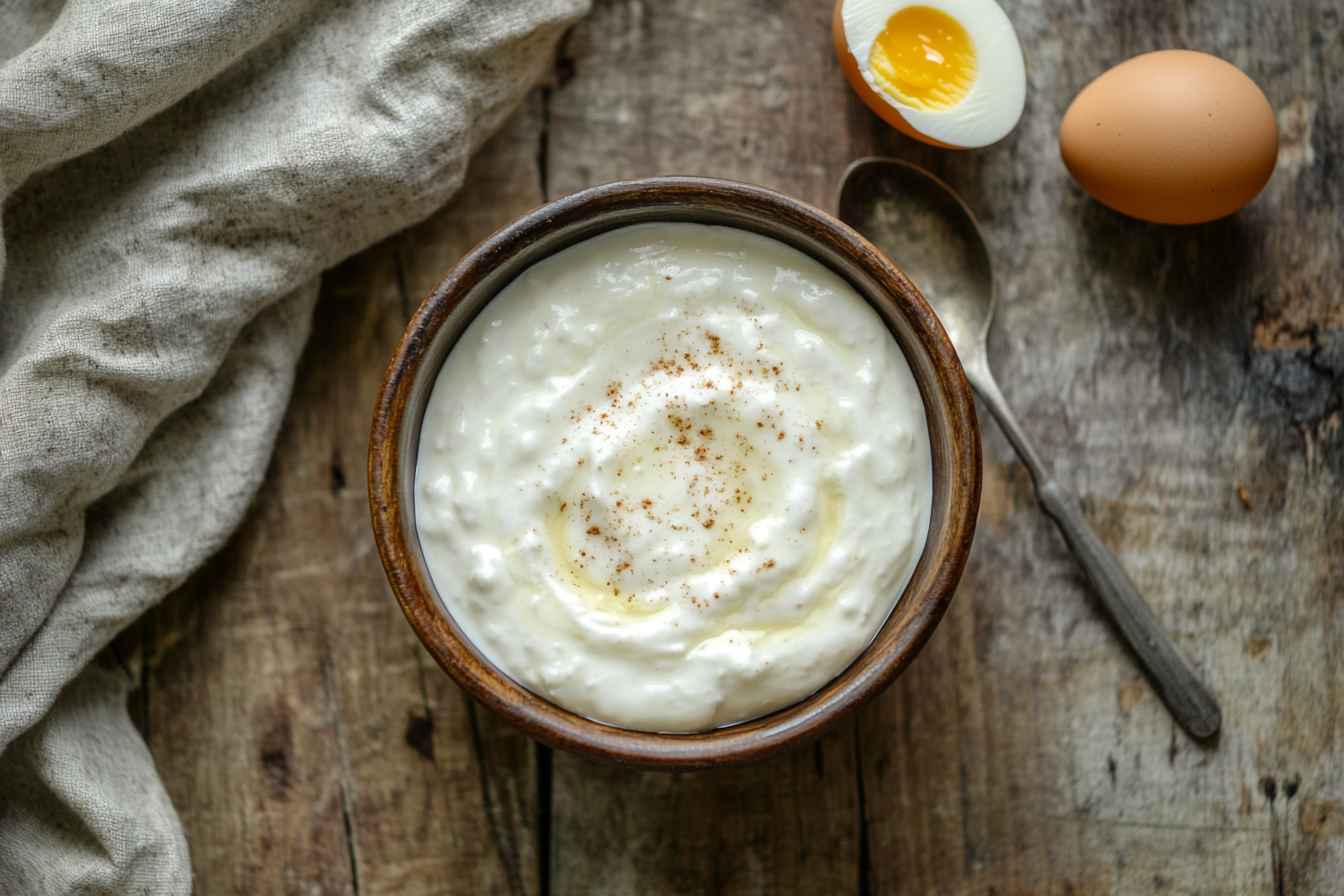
left=369, top=176, right=981, bottom=767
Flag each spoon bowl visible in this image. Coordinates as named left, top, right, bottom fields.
left=838, top=159, right=994, bottom=354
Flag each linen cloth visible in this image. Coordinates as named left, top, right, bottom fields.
left=0, top=1, right=588, bottom=891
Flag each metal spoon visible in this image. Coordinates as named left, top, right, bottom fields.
left=837, top=157, right=1221, bottom=740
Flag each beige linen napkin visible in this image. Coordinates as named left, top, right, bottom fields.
left=0, top=1, right=587, bottom=891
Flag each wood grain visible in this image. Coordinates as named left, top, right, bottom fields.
left=134, top=0, right=1343, bottom=893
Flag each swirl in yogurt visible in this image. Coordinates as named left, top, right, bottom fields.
left=416, top=223, right=932, bottom=732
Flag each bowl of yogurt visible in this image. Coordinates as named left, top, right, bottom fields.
left=370, top=177, right=980, bottom=765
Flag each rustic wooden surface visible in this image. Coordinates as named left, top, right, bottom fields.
left=125, top=1, right=1343, bottom=893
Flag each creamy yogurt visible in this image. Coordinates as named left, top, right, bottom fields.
left=415, top=222, right=932, bottom=732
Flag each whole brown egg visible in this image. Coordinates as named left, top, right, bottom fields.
left=1059, top=50, right=1279, bottom=225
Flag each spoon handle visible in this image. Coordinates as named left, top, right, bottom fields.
left=967, top=364, right=1222, bottom=740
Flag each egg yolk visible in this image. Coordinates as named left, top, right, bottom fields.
left=867, top=6, right=977, bottom=111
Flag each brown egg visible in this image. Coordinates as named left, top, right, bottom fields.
left=1060, top=50, right=1278, bottom=225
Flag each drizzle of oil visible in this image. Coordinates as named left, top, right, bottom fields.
left=803, top=479, right=844, bottom=579
left=702, top=479, right=846, bottom=626
left=542, top=500, right=666, bottom=617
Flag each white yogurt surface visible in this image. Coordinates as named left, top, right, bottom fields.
left=415, top=223, right=932, bottom=732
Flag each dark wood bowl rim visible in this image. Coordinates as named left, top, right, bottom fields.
left=369, top=176, right=981, bottom=767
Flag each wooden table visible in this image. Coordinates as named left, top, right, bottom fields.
left=123, top=2, right=1344, bottom=892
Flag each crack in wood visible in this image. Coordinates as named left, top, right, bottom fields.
left=393, top=240, right=414, bottom=319
left=1265, top=778, right=1287, bottom=896
left=853, top=725, right=872, bottom=896
left=537, top=86, right=551, bottom=200
left=1261, top=772, right=1324, bottom=896
left=465, top=697, right=529, bottom=896
left=958, top=746, right=979, bottom=873
left=536, top=742, right=553, bottom=896
left=321, top=652, right=363, bottom=896
left=537, top=28, right=575, bottom=202
left=340, top=786, right=362, bottom=896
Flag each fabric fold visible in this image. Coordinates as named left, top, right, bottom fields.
left=0, top=0, right=318, bottom=193
left=0, top=663, right=192, bottom=895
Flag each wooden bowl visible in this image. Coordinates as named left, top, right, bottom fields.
left=369, top=177, right=981, bottom=767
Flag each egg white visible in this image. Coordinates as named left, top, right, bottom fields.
left=840, top=0, right=1026, bottom=148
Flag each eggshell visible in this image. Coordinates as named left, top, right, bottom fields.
left=1059, top=50, right=1278, bottom=225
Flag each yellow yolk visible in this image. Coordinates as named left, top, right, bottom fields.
left=867, top=6, right=977, bottom=111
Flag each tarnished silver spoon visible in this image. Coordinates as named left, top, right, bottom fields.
left=837, top=157, right=1221, bottom=740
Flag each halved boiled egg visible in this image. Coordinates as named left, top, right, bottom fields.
left=833, top=0, right=1026, bottom=149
